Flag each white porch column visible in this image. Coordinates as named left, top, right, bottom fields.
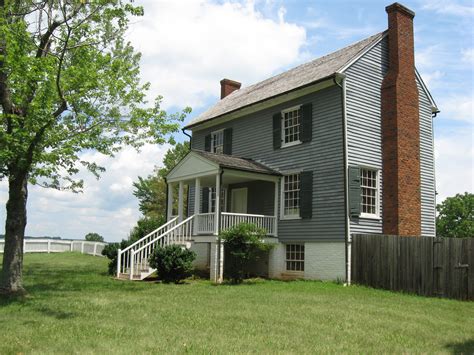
left=167, top=183, right=173, bottom=221
left=214, top=173, right=220, bottom=235
left=274, top=179, right=279, bottom=236
left=193, top=178, right=201, bottom=235
left=178, top=181, right=184, bottom=222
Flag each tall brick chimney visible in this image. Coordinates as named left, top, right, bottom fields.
left=220, top=79, right=241, bottom=99
left=381, top=2, right=421, bottom=236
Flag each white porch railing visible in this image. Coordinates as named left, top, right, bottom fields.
left=220, top=212, right=277, bottom=236
left=196, top=213, right=215, bottom=234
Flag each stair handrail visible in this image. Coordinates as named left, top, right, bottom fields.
left=134, top=215, right=195, bottom=254
left=120, top=216, right=178, bottom=254
left=129, top=215, right=195, bottom=280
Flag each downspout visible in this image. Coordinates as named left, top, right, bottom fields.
left=164, top=177, right=169, bottom=221
left=182, top=128, right=192, bottom=149
left=334, top=72, right=351, bottom=285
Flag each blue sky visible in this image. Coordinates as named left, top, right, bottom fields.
left=1, top=0, right=472, bottom=241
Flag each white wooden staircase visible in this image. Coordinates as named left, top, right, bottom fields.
left=116, top=215, right=195, bottom=280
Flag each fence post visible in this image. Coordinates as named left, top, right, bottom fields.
left=117, top=249, right=122, bottom=277
left=70, top=241, right=74, bottom=252
left=93, top=243, right=97, bottom=256
left=81, top=242, right=84, bottom=254
left=47, top=240, right=51, bottom=253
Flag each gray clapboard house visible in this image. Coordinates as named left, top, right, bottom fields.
left=117, top=2, right=437, bottom=282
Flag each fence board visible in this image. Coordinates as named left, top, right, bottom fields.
left=351, top=234, right=473, bottom=301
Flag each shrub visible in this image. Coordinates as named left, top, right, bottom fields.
left=102, top=239, right=132, bottom=275
left=148, top=245, right=196, bottom=283
left=221, top=223, right=273, bottom=284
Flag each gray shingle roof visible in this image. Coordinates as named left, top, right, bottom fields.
left=193, top=150, right=280, bottom=176
left=185, top=31, right=386, bottom=129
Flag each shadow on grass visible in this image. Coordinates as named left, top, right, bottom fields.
left=34, top=305, right=76, bottom=320
left=445, top=339, right=474, bottom=354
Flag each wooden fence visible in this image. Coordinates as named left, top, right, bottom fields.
left=0, top=238, right=106, bottom=257
left=351, top=234, right=474, bottom=301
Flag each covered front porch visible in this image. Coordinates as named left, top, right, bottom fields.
left=166, top=150, right=281, bottom=237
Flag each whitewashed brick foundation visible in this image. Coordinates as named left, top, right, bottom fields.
left=190, top=242, right=209, bottom=270
left=268, top=241, right=346, bottom=281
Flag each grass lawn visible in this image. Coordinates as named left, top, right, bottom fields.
left=0, top=253, right=473, bottom=354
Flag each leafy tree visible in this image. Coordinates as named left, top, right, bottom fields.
left=128, top=216, right=165, bottom=242
left=133, top=142, right=190, bottom=220
left=221, top=223, right=273, bottom=284
left=0, top=1, right=190, bottom=294
left=84, top=232, right=104, bottom=242
left=436, top=192, right=473, bottom=238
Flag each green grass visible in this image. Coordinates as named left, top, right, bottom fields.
left=0, top=253, right=473, bottom=354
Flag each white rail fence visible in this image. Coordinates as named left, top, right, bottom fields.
left=0, top=239, right=107, bottom=256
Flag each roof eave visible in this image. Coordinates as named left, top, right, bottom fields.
left=184, top=74, right=337, bottom=131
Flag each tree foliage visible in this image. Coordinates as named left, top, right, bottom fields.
left=133, top=142, right=190, bottom=220
left=0, top=0, right=190, bottom=294
left=84, top=232, right=104, bottom=242
left=436, top=192, right=473, bottom=238
left=221, top=223, right=273, bottom=284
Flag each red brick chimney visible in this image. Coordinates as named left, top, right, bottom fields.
left=220, top=79, right=241, bottom=99
left=381, top=2, right=421, bottom=236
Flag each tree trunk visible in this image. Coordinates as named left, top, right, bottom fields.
left=0, top=173, right=28, bottom=295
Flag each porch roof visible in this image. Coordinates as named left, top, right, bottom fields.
left=166, top=150, right=281, bottom=184
left=192, top=150, right=280, bottom=176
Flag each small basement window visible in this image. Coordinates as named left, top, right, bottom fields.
left=286, top=244, right=304, bottom=272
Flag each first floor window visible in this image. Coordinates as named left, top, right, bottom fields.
left=360, top=168, right=378, bottom=216
left=282, top=106, right=301, bottom=146
left=209, top=187, right=227, bottom=213
left=283, top=174, right=300, bottom=217
left=286, top=244, right=304, bottom=271
left=211, top=130, right=224, bottom=154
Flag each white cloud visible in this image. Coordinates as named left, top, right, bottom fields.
left=127, top=0, right=306, bottom=109
left=461, top=48, right=474, bottom=63
left=421, top=0, right=474, bottom=17
left=434, top=130, right=474, bottom=202
left=0, top=144, right=170, bottom=242
left=439, top=95, right=473, bottom=123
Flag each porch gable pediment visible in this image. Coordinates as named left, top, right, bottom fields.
left=167, top=151, right=219, bottom=183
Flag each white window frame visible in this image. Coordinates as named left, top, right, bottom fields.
left=285, top=244, right=305, bottom=272
left=280, top=173, right=301, bottom=220
left=209, top=187, right=227, bottom=213
left=359, top=167, right=380, bottom=219
left=281, top=105, right=302, bottom=148
left=210, top=129, right=224, bottom=154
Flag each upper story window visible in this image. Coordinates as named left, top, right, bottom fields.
left=211, top=130, right=224, bottom=154
left=360, top=168, right=378, bottom=217
left=281, top=106, right=301, bottom=147
left=282, top=173, right=300, bottom=218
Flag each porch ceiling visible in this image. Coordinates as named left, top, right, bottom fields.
left=166, top=150, right=281, bottom=185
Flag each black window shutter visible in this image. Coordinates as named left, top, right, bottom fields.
left=300, top=103, right=313, bottom=143
left=201, top=187, right=209, bottom=213
left=348, top=166, right=361, bottom=218
left=300, top=171, right=313, bottom=219
left=204, top=134, right=211, bottom=152
left=223, top=128, right=233, bottom=155
left=273, top=113, right=282, bottom=149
